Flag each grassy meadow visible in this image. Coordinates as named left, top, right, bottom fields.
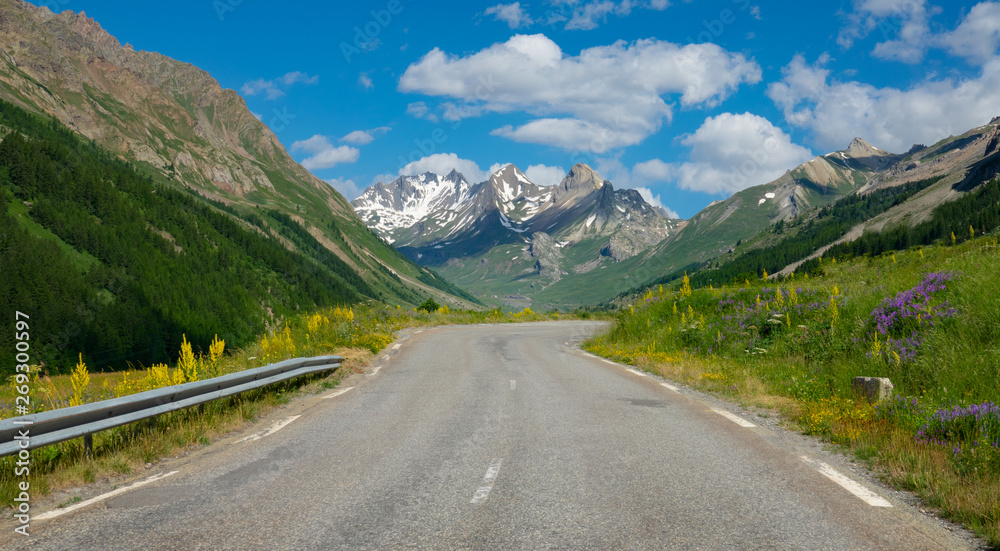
left=586, top=234, right=1000, bottom=545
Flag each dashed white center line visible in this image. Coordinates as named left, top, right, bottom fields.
left=801, top=456, right=892, bottom=507
left=711, top=408, right=756, bottom=428
left=320, top=386, right=354, bottom=400
left=661, top=382, right=680, bottom=393
left=368, top=365, right=382, bottom=376
left=35, top=471, right=179, bottom=521
left=392, top=343, right=401, bottom=350
left=509, top=379, right=516, bottom=390
left=236, top=415, right=301, bottom=443
left=470, top=459, right=503, bottom=504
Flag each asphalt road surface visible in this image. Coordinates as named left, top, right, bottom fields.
left=4, top=321, right=981, bottom=550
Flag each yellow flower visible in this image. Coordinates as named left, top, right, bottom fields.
left=69, top=353, right=90, bottom=407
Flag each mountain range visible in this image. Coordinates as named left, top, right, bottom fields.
left=354, top=124, right=1000, bottom=309
left=353, top=163, right=680, bottom=308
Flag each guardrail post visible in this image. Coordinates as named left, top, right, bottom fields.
left=83, top=433, right=93, bottom=458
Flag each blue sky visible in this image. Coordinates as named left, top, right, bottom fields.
left=33, top=0, right=1000, bottom=218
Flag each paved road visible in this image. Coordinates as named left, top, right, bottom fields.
left=6, top=321, right=978, bottom=550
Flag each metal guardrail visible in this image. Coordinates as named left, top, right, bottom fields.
left=0, top=355, right=343, bottom=457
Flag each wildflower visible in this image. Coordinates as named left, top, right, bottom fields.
left=680, top=272, right=692, bottom=297
left=69, top=353, right=90, bottom=407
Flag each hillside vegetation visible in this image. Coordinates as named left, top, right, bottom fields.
left=587, top=225, right=1000, bottom=544
left=0, top=99, right=385, bottom=376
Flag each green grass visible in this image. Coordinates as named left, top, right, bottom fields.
left=585, top=234, right=1000, bottom=545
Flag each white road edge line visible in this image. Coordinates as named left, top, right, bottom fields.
left=368, top=365, right=382, bottom=376
left=236, top=415, right=301, bottom=443
left=320, top=386, right=354, bottom=400
left=660, top=382, right=680, bottom=393
left=801, top=456, right=892, bottom=507
left=625, top=368, right=647, bottom=377
left=392, top=343, right=401, bottom=350
left=711, top=408, right=756, bottom=428
left=470, top=459, right=503, bottom=504
left=35, top=471, right=179, bottom=520
left=510, top=380, right=516, bottom=390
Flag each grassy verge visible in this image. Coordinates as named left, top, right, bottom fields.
left=0, top=303, right=574, bottom=509
left=585, top=235, right=1000, bottom=546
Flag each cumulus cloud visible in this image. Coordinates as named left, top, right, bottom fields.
left=341, top=127, right=390, bottom=145
left=399, top=34, right=760, bottom=153
left=768, top=54, right=1000, bottom=152
left=397, top=153, right=497, bottom=183
left=632, top=159, right=675, bottom=183
left=832, top=0, right=1000, bottom=64
left=525, top=164, right=567, bottom=186
left=672, top=112, right=813, bottom=195
left=939, top=1, right=1000, bottom=64
left=291, top=135, right=360, bottom=170
left=485, top=2, right=534, bottom=28
left=241, top=71, right=319, bottom=100
left=326, top=177, right=363, bottom=201
left=358, top=73, right=374, bottom=90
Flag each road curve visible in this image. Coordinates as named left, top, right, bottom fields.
left=6, top=321, right=978, bottom=550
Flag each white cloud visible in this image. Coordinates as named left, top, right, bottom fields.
left=768, top=54, right=1000, bottom=152
left=556, top=1, right=668, bottom=30
left=400, top=34, right=761, bottom=153
left=485, top=2, right=534, bottom=28
left=672, top=112, right=813, bottom=195
left=635, top=187, right=679, bottom=219
left=398, top=153, right=493, bottom=183
left=341, top=127, right=390, bottom=145
left=241, top=71, right=319, bottom=100
left=291, top=135, right=360, bottom=170
left=406, top=101, right=438, bottom=122
left=280, top=71, right=319, bottom=86
left=358, top=73, right=374, bottom=90
left=326, top=177, right=363, bottom=201
left=632, top=158, right=675, bottom=183
left=525, top=164, right=567, bottom=186
left=939, top=1, right=1000, bottom=64
left=836, top=0, right=941, bottom=63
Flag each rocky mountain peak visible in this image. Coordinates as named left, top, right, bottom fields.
left=444, top=169, right=466, bottom=183
left=561, top=163, right=604, bottom=191
left=846, top=137, right=881, bottom=158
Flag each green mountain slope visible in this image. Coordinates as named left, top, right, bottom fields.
left=0, top=0, right=476, bottom=310
left=0, top=100, right=362, bottom=374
